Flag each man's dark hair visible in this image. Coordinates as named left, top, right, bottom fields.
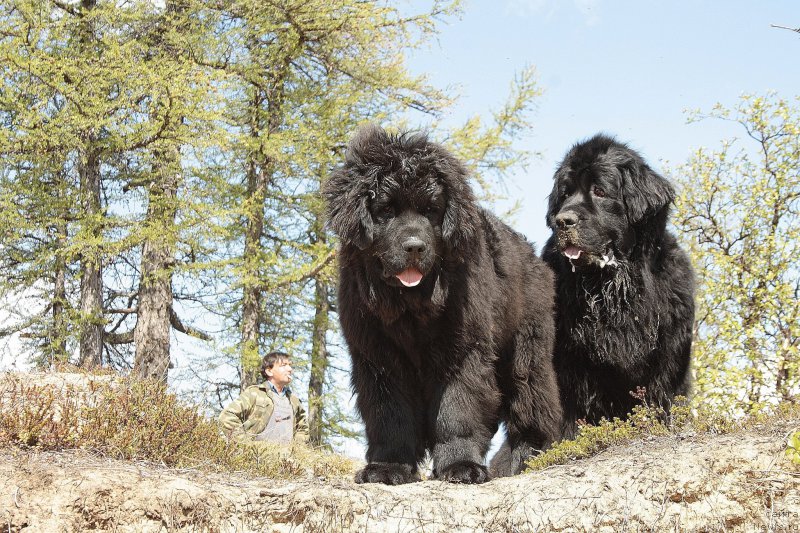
left=260, top=351, right=291, bottom=380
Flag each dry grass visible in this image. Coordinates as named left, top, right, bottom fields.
left=0, top=370, right=357, bottom=480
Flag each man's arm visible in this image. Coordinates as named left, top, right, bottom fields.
left=293, top=398, right=310, bottom=445
left=218, top=388, right=256, bottom=442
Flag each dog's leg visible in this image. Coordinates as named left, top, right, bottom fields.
left=429, top=356, right=500, bottom=484
left=351, top=355, right=424, bottom=485
left=501, top=319, right=562, bottom=476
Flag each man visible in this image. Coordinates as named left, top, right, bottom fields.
left=219, top=351, right=309, bottom=445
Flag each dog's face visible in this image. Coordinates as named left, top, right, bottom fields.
left=367, top=173, right=447, bottom=287
left=324, top=124, right=478, bottom=288
left=546, top=135, right=674, bottom=269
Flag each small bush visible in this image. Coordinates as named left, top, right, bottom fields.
left=526, top=396, right=799, bottom=472
left=0, top=372, right=357, bottom=480
left=526, top=401, right=670, bottom=471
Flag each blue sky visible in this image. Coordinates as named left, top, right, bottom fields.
left=408, top=0, right=800, bottom=246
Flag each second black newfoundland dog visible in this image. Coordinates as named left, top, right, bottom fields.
left=543, top=134, right=695, bottom=438
left=323, top=124, right=561, bottom=484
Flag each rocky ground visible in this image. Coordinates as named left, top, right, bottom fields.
left=3, top=419, right=799, bottom=532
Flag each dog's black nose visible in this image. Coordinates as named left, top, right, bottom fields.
left=403, top=237, right=427, bottom=256
left=555, top=211, right=579, bottom=228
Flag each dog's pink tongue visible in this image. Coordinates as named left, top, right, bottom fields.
left=397, top=267, right=423, bottom=287
left=564, top=246, right=582, bottom=260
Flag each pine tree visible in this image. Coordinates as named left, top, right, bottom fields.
left=0, top=0, right=219, bottom=376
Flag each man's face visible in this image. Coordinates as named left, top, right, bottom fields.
left=267, top=359, right=293, bottom=388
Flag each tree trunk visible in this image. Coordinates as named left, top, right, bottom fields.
left=78, top=148, right=103, bottom=368
left=51, top=219, right=68, bottom=365
left=240, top=84, right=273, bottom=388
left=133, top=149, right=179, bottom=383
left=132, top=0, right=191, bottom=383
left=238, top=50, right=290, bottom=389
left=307, top=274, right=330, bottom=447
left=74, top=0, right=103, bottom=369
left=240, top=147, right=268, bottom=388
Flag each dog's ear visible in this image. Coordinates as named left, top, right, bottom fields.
left=322, top=167, right=374, bottom=250
left=621, top=161, right=675, bottom=224
left=322, top=124, right=392, bottom=249
left=432, top=147, right=479, bottom=256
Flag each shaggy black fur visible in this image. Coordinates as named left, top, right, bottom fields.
left=323, top=124, right=562, bottom=484
left=543, top=134, right=694, bottom=439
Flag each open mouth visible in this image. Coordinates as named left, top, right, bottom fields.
left=561, top=243, right=619, bottom=271
left=396, top=267, right=423, bottom=287
left=563, top=245, right=582, bottom=260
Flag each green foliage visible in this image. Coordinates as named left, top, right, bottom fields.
left=786, top=430, right=800, bottom=466
left=0, top=0, right=224, bottom=369
left=443, top=65, right=543, bottom=203
left=526, top=401, right=674, bottom=471
left=0, top=372, right=356, bottom=479
left=672, top=94, right=800, bottom=413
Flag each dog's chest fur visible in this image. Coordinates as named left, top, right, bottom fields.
left=559, top=263, right=660, bottom=373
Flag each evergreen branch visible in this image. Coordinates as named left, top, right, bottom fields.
left=0, top=306, right=51, bottom=337
left=169, top=307, right=212, bottom=341
left=262, top=249, right=336, bottom=291
left=105, top=331, right=134, bottom=345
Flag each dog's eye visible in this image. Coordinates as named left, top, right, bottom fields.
left=592, top=186, right=606, bottom=198
left=378, top=205, right=395, bottom=218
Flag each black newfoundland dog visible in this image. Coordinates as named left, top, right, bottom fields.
left=323, top=124, right=562, bottom=484
left=543, top=134, right=694, bottom=438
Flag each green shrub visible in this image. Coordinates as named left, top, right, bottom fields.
left=526, top=396, right=798, bottom=472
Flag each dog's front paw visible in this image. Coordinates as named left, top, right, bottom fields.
left=434, top=460, right=490, bottom=484
left=354, top=462, right=420, bottom=485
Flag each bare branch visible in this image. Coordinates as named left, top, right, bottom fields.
left=770, top=24, right=800, bottom=34
left=107, top=308, right=138, bottom=315
left=52, top=0, right=79, bottom=16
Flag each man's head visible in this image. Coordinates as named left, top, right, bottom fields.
left=260, top=351, right=293, bottom=391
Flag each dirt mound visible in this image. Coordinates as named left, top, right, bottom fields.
left=3, top=419, right=799, bottom=532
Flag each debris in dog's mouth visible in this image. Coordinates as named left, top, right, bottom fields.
left=397, top=267, right=423, bottom=287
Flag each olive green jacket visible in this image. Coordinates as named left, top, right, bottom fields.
left=218, top=383, right=309, bottom=445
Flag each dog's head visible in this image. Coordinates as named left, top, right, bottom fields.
left=323, top=124, right=479, bottom=288
left=546, top=134, right=674, bottom=270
